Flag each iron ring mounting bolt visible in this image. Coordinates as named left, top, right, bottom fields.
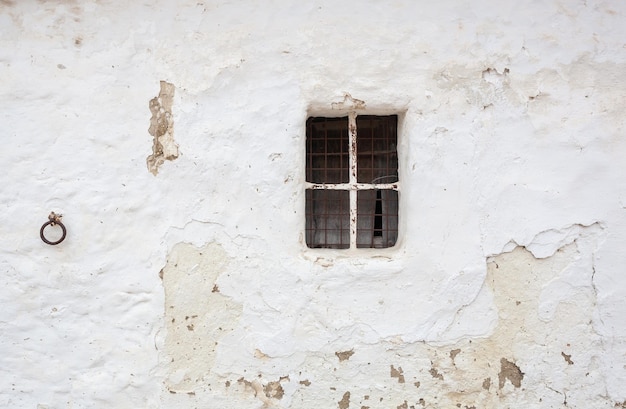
left=40, top=212, right=66, bottom=245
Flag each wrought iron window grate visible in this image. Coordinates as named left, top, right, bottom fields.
left=305, top=114, right=398, bottom=249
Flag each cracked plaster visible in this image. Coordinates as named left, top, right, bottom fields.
left=1, top=1, right=625, bottom=408
left=160, top=230, right=613, bottom=408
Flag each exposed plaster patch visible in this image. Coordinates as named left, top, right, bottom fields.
left=263, top=380, right=284, bottom=400
left=429, top=364, right=444, bottom=381
left=561, top=351, right=574, bottom=365
left=336, top=349, right=355, bottom=362
left=236, top=377, right=280, bottom=407
left=390, top=365, right=405, bottom=383
left=331, top=92, right=366, bottom=110
left=161, top=242, right=242, bottom=391
left=338, top=391, right=351, bottom=409
left=284, top=240, right=605, bottom=408
left=498, top=358, right=524, bottom=389
left=450, top=348, right=461, bottom=364
left=162, top=226, right=608, bottom=407
left=147, top=80, right=178, bottom=175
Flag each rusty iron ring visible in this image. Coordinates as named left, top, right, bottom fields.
left=40, top=212, right=66, bottom=245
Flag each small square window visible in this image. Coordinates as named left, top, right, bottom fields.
left=305, top=114, right=399, bottom=249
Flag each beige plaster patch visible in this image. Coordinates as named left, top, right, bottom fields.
left=162, top=234, right=607, bottom=408
left=147, top=81, right=178, bottom=175
left=288, top=244, right=603, bottom=408
left=161, top=242, right=242, bottom=392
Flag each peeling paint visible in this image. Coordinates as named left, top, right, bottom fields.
left=3, top=1, right=624, bottom=408
left=449, top=348, right=461, bottom=364
left=390, top=365, right=405, bottom=383
left=159, top=229, right=614, bottom=408
left=147, top=81, right=178, bottom=175
left=263, top=380, right=284, bottom=400
left=498, top=358, right=523, bottom=389
left=428, top=364, right=444, bottom=381
left=336, top=350, right=355, bottom=362
left=331, top=92, right=366, bottom=110
left=338, top=391, right=351, bottom=409
left=278, top=238, right=609, bottom=408
left=161, top=242, right=242, bottom=391
left=561, top=351, right=574, bottom=365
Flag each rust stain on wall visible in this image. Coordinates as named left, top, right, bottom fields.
left=147, top=80, right=178, bottom=175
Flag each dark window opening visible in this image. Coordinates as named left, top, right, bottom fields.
left=374, top=190, right=383, bottom=237
left=305, top=114, right=399, bottom=249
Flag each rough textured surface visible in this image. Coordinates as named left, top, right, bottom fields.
left=161, top=242, right=242, bottom=393
left=1, top=1, right=625, bottom=408
left=147, top=81, right=178, bottom=175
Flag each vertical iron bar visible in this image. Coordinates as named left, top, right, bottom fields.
left=349, top=112, right=357, bottom=249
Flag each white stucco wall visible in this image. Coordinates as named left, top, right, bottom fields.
left=1, top=1, right=625, bottom=408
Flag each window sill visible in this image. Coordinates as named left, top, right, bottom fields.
left=301, top=243, right=403, bottom=264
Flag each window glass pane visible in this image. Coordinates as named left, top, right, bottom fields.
left=306, top=117, right=349, bottom=184
left=356, top=115, right=398, bottom=184
left=356, top=189, right=398, bottom=248
left=306, top=189, right=350, bottom=249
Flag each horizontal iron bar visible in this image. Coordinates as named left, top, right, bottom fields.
left=305, top=182, right=399, bottom=190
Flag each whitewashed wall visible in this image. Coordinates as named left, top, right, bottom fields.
left=1, top=1, right=625, bottom=408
